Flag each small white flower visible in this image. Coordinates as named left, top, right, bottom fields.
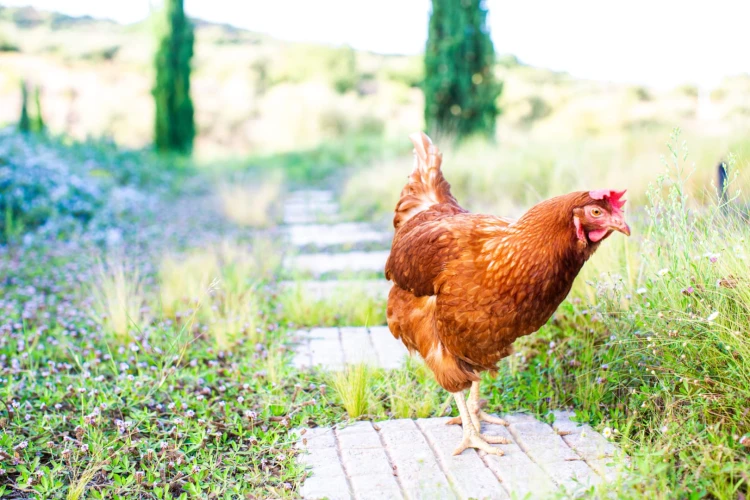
left=657, top=268, right=669, bottom=276
left=602, top=427, right=612, bottom=439
left=706, top=311, right=719, bottom=322
left=636, top=288, right=647, bottom=295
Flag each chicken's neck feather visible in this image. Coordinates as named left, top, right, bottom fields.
left=478, top=193, right=600, bottom=298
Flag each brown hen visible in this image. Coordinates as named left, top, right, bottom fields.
left=385, top=132, right=630, bottom=456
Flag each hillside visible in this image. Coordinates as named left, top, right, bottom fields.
left=0, top=6, right=749, bottom=157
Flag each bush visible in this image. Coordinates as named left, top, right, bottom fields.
left=0, top=131, right=106, bottom=242
left=0, top=130, right=179, bottom=243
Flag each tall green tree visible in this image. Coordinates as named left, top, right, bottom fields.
left=18, top=80, right=30, bottom=133
left=153, top=0, right=195, bottom=154
left=424, top=0, right=502, bottom=139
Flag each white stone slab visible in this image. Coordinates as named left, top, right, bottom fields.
left=288, top=223, right=390, bottom=247
left=296, top=413, right=622, bottom=500
left=285, top=251, right=390, bottom=275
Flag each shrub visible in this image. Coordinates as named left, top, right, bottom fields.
left=0, top=131, right=105, bottom=242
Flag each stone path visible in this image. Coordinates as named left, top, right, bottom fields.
left=288, top=222, right=390, bottom=247
left=284, top=190, right=625, bottom=498
left=280, top=279, right=391, bottom=301
left=283, top=190, right=390, bottom=277
left=284, top=250, right=390, bottom=275
left=295, top=411, right=622, bottom=500
left=293, top=326, right=407, bottom=371
left=284, top=190, right=341, bottom=224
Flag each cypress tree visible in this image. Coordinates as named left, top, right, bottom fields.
left=153, top=0, right=195, bottom=154
left=18, top=80, right=30, bottom=133
left=424, top=0, right=502, bottom=139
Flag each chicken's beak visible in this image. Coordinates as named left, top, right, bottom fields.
left=613, top=220, right=631, bottom=236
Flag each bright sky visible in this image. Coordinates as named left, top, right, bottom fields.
left=4, top=0, right=749, bottom=88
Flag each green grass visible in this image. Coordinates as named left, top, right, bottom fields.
left=327, top=359, right=445, bottom=421
left=5, top=128, right=750, bottom=499
left=473, top=131, right=750, bottom=498
left=278, top=281, right=387, bottom=328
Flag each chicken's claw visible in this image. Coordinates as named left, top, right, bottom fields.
left=453, top=431, right=505, bottom=456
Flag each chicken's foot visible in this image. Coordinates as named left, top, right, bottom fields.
left=451, top=390, right=505, bottom=456
left=446, top=381, right=509, bottom=432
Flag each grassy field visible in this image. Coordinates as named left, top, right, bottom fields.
left=3, top=124, right=750, bottom=498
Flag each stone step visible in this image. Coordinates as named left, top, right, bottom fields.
left=293, top=326, right=407, bottom=371
left=285, top=251, right=389, bottom=276
left=287, top=223, right=391, bottom=247
left=283, top=190, right=340, bottom=224
left=286, top=190, right=335, bottom=204
left=283, top=201, right=341, bottom=224
left=280, top=280, right=391, bottom=301
left=295, top=414, right=623, bottom=500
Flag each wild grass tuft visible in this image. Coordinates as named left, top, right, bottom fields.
left=91, top=258, right=147, bottom=341
left=330, top=364, right=373, bottom=419
left=202, top=286, right=261, bottom=350
left=278, top=281, right=387, bottom=327
left=216, top=174, right=282, bottom=228
left=379, top=358, right=442, bottom=419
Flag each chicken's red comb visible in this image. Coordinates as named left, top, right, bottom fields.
left=589, top=189, right=627, bottom=214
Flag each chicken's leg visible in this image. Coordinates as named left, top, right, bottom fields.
left=447, top=381, right=510, bottom=444
left=452, top=390, right=505, bottom=456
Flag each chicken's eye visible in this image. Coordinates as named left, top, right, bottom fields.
left=591, top=208, right=602, bottom=217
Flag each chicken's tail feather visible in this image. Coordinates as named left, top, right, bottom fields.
left=392, top=132, right=462, bottom=230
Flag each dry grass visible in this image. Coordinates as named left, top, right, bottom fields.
left=159, top=251, right=220, bottom=317
left=156, top=237, right=280, bottom=349
left=216, top=175, right=283, bottom=228
left=91, top=259, right=147, bottom=341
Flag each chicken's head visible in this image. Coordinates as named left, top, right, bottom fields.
left=573, top=189, right=631, bottom=243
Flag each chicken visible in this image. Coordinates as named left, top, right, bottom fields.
left=385, top=132, right=630, bottom=456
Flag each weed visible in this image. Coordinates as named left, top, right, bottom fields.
left=217, top=174, right=282, bottom=228
left=91, top=258, right=147, bottom=341
left=330, top=364, right=373, bottom=419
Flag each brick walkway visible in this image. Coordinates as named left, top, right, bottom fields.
left=287, top=222, right=390, bottom=247
left=279, top=279, right=391, bottom=301
left=295, top=412, right=621, bottom=500
left=293, top=326, right=407, bottom=371
left=284, top=250, right=390, bottom=275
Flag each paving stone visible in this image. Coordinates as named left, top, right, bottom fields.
left=340, top=327, right=380, bottom=365
left=552, top=410, right=622, bottom=481
left=350, top=474, right=403, bottom=500
left=369, top=326, right=408, bottom=370
left=295, top=427, right=337, bottom=450
left=417, top=417, right=510, bottom=500
left=299, top=472, right=352, bottom=500
left=283, top=198, right=341, bottom=224
left=505, top=413, right=601, bottom=493
left=308, top=327, right=345, bottom=370
left=286, top=190, right=335, bottom=204
left=293, top=327, right=408, bottom=371
left=377, top=419, right=455, bottom=500
left=288, top=223, right=390, bottom=247
left=285, top=250, right=390, bottom=275
left=296, top=414, right=622, bottom=500
left=279, top=279, right=391, bottom=301
left=480, top=422, right=556, bottom=499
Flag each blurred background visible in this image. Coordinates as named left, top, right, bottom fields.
left=1, top=0, right=750, bottom=233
